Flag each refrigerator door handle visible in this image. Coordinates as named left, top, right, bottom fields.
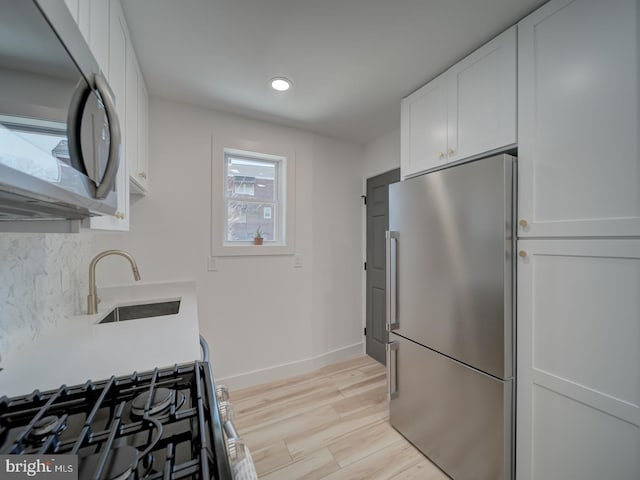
left=386, top=340, right=399, bottom=399
left=386, top=231, right=399, bottom=331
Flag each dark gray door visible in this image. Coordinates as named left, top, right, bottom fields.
left=366, top=168, right=400, bottom=364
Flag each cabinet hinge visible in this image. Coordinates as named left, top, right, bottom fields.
left=364, top=262, right=367, bottom=271
left=361, top=195, right=367, bottom=205
left=364, top=327, right=367, bottom=336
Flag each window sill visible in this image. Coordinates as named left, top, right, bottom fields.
left=215, top=243, right=294, bottom=257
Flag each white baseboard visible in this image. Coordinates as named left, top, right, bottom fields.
left=219, top=342, right=365, bottom=391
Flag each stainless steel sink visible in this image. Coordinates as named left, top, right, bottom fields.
left=99, top=300, right=180, bottom=324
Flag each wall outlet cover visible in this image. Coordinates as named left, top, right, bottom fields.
left=207, top=256, right=218, bottom=272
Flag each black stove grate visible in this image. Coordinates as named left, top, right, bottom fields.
left=0, top=362, right=232, bottom=480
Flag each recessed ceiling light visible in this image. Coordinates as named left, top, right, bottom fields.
left=270, top=77, right=292, bottom=92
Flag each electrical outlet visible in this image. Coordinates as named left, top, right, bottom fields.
left=293, top=254, right=303, bottom=268
left=207, top=256, right=218, bottom=272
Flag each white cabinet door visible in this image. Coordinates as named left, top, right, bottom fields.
left=447, top=26, right=516, bottom=163
left=136, top=77, right=149, bottom=193
left=125, top=49, right=149, bottom=195
left=63, top=0, right=78, bottom=21
left=126, top=47, right=141, bottom=192
left=516, top=238, right=640, bottom=480
left=518, top=0, right=640, bottom=237
left=91, top=0, right=129, bottom=231
left=88, top=0, right=109, bottom=76
left=76, top=1, right=90, bottom=42
left=64, top=0, right=90, bottom=51
left=401, top=72, right=447, bottom=179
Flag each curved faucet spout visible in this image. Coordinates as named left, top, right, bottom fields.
left=87, top=250, right=141, bottom=314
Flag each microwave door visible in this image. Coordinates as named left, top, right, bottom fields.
left=67, top=73, right=119, bottom=199
left=92, top=74, right=120, bottom=199
left=77, top=87, right=109, bottom=186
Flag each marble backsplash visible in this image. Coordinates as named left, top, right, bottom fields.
left=0, top=232, right=92, bottom=363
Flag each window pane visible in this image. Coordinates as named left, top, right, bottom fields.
left=226, top=156, right=277, bottom=201
left=226, top=200, right=277, bottom=242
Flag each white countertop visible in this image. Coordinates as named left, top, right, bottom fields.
left=0, top=281, right=201, bottom=398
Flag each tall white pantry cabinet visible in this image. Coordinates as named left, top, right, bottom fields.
left=516, top=0, right=640, bottom=479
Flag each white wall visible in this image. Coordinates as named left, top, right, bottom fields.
left=362, top=127, right=400, bottom=180
left=93, top=98, right=364, bottom=388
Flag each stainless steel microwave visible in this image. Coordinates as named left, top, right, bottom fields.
left=0, top=0, right=120, bottom=223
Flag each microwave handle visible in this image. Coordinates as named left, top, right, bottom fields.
left=66, top=79, right=90, bottom=175
left=94, top=73, right=121, bottom=200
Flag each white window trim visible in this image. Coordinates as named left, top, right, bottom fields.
left=211, top=136, right=295, bottom=257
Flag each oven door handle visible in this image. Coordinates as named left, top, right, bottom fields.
left=200, top=335, right=210, bottom=362
left=94, top=72, right=121, bottom=200
left=224, top=420, right=258, bottom=479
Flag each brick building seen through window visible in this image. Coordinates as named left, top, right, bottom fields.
left=224, top=153, right=280, bottom=242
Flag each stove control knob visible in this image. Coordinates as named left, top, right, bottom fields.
left=216, top=384, right=229, bottom=402
left=219, top=400, right=235, bottom=423
left=226, top=437, right=247, bottom=463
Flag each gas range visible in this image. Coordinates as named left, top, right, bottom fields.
left=0, top=361, right=234, bottom=480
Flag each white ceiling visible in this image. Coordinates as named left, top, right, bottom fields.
left=121, top=0, right=547, bottom=145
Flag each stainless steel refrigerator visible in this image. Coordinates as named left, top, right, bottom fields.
left=386, top=154, right=515, bottom=480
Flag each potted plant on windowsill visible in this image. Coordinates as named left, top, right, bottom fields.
left=254, top=226, right=264, bottom=245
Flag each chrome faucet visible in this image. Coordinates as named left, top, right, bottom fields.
left=87, top=250, right=141, bottom=315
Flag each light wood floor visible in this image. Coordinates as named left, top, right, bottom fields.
left=230, top=355, right=449, bottom=480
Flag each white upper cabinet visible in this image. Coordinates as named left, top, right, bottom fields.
left=401, top=72, right=448, bottom=178
left=401, top=26, right=516, bottom=179
left=67, top=0, right=152, bottom=227
left=65, top=0, right=151, bottom=227
left=88, top=0, right=110, bottom=76
left=64, top=0, right=108, bottom=76
left=90, top=0, right=130, bottom=231
left=126, top=49, right=141, bottom=193
left=63, top=0, right=78, bottom=21
left=126, top=47, right=149, bottom=195
left=135, top=76, right=149, bottom=193
left=447, top=26, right=516, bottom=163
left=518, top=0, right=640, bottom=237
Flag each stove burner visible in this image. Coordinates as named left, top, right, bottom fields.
left=131, top=388, right=174, bottom=417
left=32, top=415, right=60, bottom=436
left=27, top=415, right=67, bottom=445
left=80, top=446, right=139, bottom=480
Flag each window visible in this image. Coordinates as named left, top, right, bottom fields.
left=225, top=153, right=279, bottom=242
left=212, top=138, right=295, bottom=256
